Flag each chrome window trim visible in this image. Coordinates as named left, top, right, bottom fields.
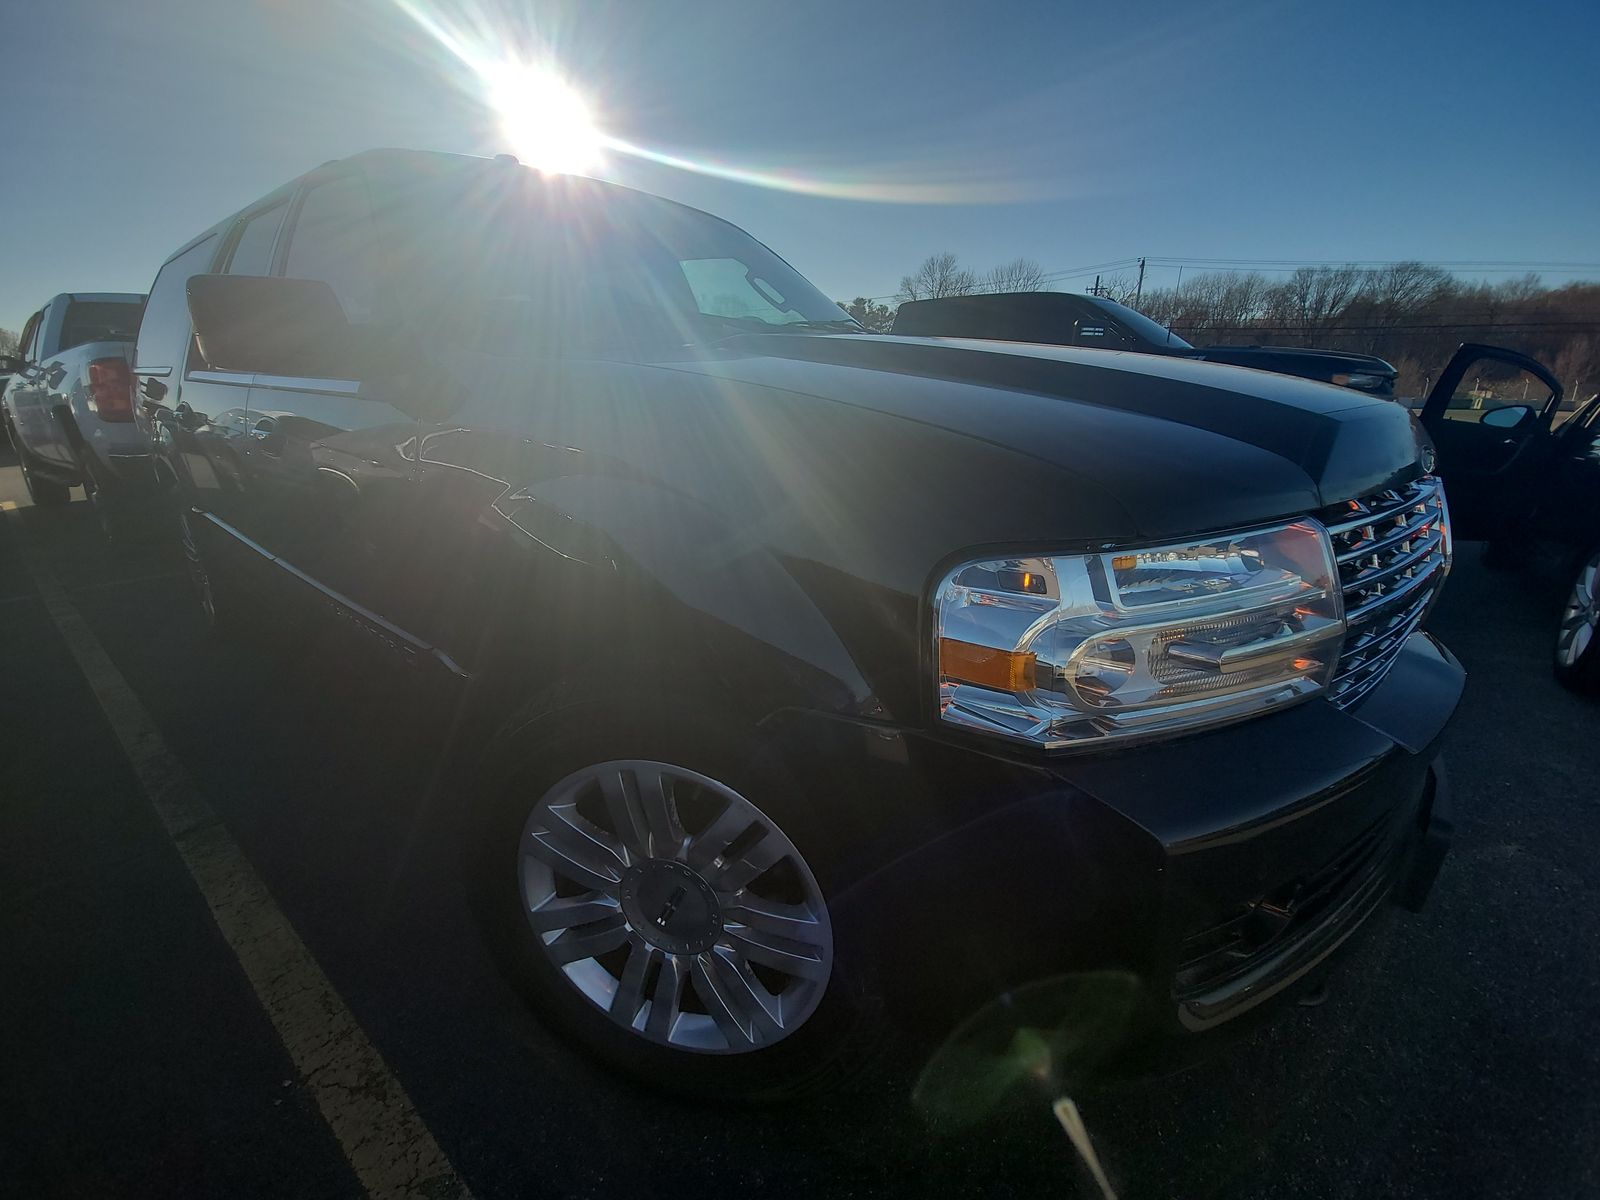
left=133, top=366, right=172, bottom=378
left=251, top=373, right=362, bottom=397
left=186, top=369, right=256, bottom=387
left=196, top=511, right=469, bottom=679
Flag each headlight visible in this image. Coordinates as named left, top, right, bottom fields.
left=933, top=521, right=1345, bottom=750
left=1330, top=372, right=1389, bottom=391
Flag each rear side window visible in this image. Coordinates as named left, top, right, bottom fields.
left=135, top=234, right=219, bottom=373
left=282, top=174, right=378, bottom=324
left=225, top=202, right=287, bottom=277
left=58, top=300, right=143, bottom=352
left=17, top=310, right=42, bottom=361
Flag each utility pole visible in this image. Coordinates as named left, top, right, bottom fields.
left=1090, top=274, right=1102, bottom=297
left=1134, top=257, right=1146, bottom=305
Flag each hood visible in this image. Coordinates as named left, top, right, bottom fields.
left=643, top=333, right=1425, bottom=537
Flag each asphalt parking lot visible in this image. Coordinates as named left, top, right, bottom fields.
left=3, top=447, right=1597, bottom=1200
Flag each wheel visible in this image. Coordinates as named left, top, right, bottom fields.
left=1554, top=546, right=1600, bottom=694
left=474, top=702, right=869, bottom=1101
left=15, top=435, right=71, bottom=507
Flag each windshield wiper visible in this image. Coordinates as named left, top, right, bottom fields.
left=695, top=314, right=862, bottom=344
left=780, top=319, right=864, bottom=333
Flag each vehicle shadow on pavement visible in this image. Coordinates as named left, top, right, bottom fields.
left=5, top=499, right=1598, bottom=1200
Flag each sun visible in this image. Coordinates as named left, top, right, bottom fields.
left=485, top=62, right=604, bottom=175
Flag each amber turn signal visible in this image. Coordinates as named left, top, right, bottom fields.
left=939, top=637, right=1037, bottom=692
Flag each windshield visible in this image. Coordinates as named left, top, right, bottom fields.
left=384, top=170, right=856, bottom=356
left=1083, top=296, right=1192, bottom=350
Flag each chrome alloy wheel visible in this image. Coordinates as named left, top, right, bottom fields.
left=1557, top=550, right=1600, bottom=667
left=519, top=760, right=834, bottom=1053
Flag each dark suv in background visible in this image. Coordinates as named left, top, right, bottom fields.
left=136, top=149, right=1461, bottom=1099
left=893, top=291, right=1400, bottom=394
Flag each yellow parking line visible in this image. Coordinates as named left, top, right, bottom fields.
left=5, top=509, right=473, bottom=1200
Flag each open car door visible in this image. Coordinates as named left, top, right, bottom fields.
left=1419, top=343, right=1563, bottom=541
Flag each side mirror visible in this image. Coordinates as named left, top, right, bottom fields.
left=1481, top=404, right=1535, bottom=430
left=187, top=274, right=366, bottom=380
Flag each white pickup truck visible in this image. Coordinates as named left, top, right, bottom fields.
left=2, top=292, right=151, bottom=529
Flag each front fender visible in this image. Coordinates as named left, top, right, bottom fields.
left=485, top=471, right=882, bottom=720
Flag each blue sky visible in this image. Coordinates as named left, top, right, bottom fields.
left=4, top=0, right=1597, bottom=333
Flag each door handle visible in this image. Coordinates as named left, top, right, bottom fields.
left=251, top=416, right=285, bottom=454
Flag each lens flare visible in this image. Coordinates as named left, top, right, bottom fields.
left=483, top=61, right=603, bottom=174
left=386, top=0, right=1036, bottom=202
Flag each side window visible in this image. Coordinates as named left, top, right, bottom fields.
left=224, top=202, right=288, bottom=277
left=17, top=311, right=42, bottom=362
left=134, top=234, right=219, bottom=373
left=281, top=174, right=378, bottom=325
left=1442, top=362, right=1555, bottom=424
left=33, top=302, right=56, bottom=359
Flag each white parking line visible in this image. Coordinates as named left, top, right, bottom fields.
left=4, top=508, right=473, bottom=1200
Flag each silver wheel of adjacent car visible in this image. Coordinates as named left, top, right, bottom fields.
left=1556, top=549, right=1600, bottom=669
left=518, top=760, right=833, bottom=1054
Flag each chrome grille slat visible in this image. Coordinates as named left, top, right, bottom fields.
left=1333, top=504, right=1440, bottom=565
left=1325, top=475, right=1449, bottom=710
left=1342, top=527, right=1445, bottom=601
left=1326, top=477, right=1437, bottom=536
left=1344, top=557, right=1442, bottom=624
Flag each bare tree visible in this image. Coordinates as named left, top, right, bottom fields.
left=982, top=257, right=1050, bottom=294
left=899, top=252, right=978, bottom=302
left=1137, top=271, right=1270, bottom=342
left=0, top=327, right=18, bottom=356
left=1553, top=333, right=1600, bottom=409
left=1264, top=265, right=1366, bottom=340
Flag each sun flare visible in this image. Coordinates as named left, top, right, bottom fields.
left=484, top=62, right=603, bottom=175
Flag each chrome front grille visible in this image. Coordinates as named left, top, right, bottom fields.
left=1324, top=475, right=1450, bottom=709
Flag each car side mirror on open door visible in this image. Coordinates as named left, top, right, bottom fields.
left=187, top=274, right=368, bottom=381
left=1480, top=403, right=1536, bottom=430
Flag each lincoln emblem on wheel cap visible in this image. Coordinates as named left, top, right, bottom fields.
left=1420, top=445, right=1438, bottom=474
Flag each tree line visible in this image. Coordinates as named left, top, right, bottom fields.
left=841, top=253, right=1600, bottom=401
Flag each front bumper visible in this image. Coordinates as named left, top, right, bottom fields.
left=757, top=630, right=1463, bottom=1041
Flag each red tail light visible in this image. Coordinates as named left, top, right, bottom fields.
left=87, top=357, right=135, bottom=422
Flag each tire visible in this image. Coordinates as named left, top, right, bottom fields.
left=1554, top=545, right=1600, bottom=694
left=15, top=433, right=71, bottom=507
left=471, top=693, right=874, bottom=1102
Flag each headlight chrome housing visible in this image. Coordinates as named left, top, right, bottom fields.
left=933, top=521, right=1346, bottom=750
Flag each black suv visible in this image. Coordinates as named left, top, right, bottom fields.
left=893, top=292, right=1400, bottom=394
left=136, top=149, right=1460, bottom=1099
